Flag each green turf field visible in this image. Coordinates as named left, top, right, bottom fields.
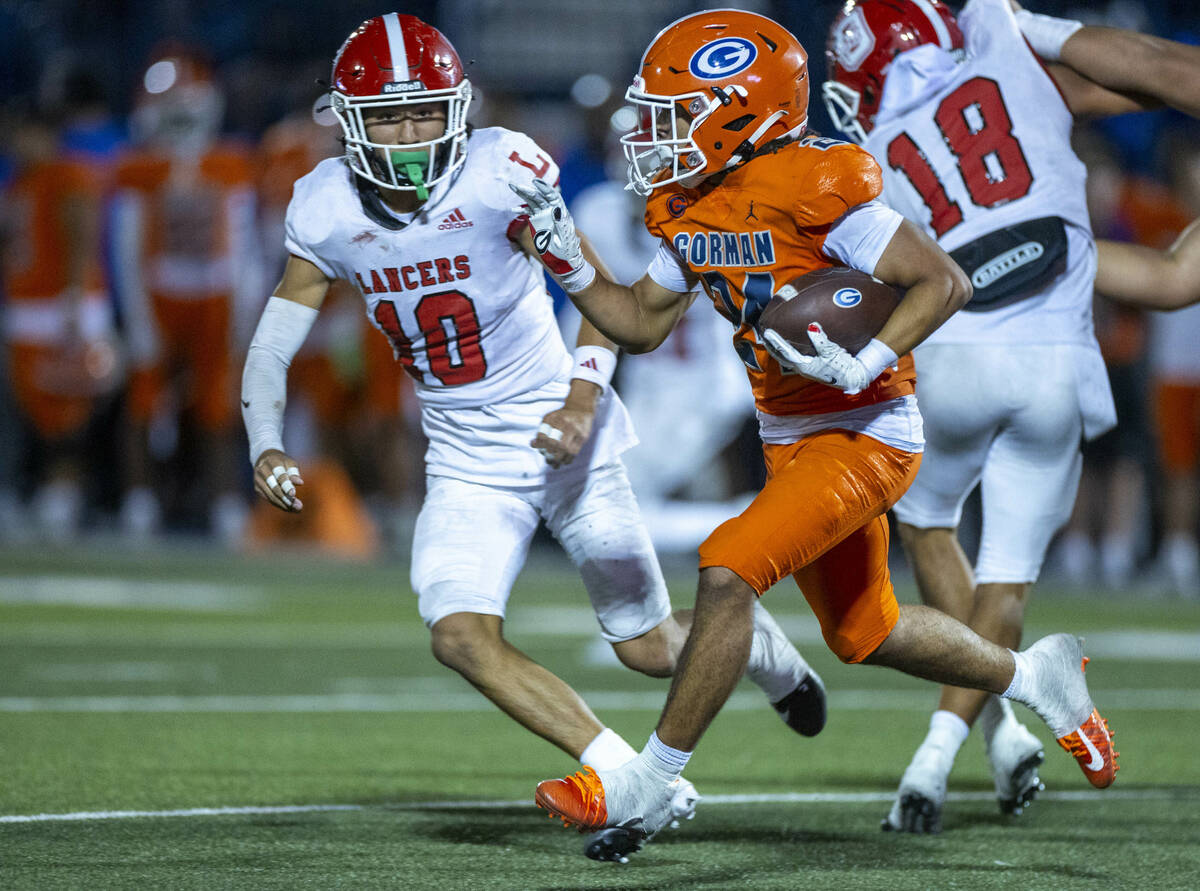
left=1, top=543, right=1198, bottom=889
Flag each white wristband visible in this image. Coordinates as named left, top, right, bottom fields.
left=558, top=259, right=597, bottom=294
left=1015, top=9, right=1084, bottom=62
left=241, top=296, right=319, bottom=464
left=854, top=338, right=899, bottom=384
left=570, top=345, right=617, bottom=390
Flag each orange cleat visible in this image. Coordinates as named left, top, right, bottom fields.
left=536, top=766, right=609, bottom=832
left=1054, top=656, right=1119, bottom=788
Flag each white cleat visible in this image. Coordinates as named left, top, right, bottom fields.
left=748, top=602, right=828, bottom=736
left=987, top=718, right=1045, bottom=815
left=668, top=777, right=701, bottom=828
left=881, top=749, right=948, bottom=834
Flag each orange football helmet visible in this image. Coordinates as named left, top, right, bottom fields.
left=130, top=44, right=224, bottom=155
left=622, top=9, right=810, bottom=195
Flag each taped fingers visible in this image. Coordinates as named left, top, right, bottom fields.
left=537, top=423, right=564, bottom=442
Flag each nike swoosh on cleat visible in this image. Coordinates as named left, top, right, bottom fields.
left=1078, top=730, right=1105, bottom=772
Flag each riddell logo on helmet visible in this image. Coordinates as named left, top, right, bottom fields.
left=438, top=208, right=474, bottom=230
left=382, top=80, right=427, bottom=93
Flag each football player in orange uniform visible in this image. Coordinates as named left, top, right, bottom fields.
left=1, top=111, right=119, bottom=538
left=112, top=46, right=263, bottom=543
left=519, top=10, right=1116, bottom=854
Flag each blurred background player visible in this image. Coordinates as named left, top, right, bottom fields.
left=1053, top=127, right=1186, bottom=590
left=0, top=107, right=120, bottom=540
left=824, top=0, right=1200, bottom=832
left=567, top=108, right=756, bottom=555
left=242, top=14, right=824, bottom=845
left=1147, top=134, right=1200, bottom=597
left=112, top=44, right=264, bottom=544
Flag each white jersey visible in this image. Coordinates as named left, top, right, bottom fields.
left=865, top=0, right=1096, bottom=348
left=1152, top=303, right=1200, bottom=380
left=285, top=127, right=635, bottom=485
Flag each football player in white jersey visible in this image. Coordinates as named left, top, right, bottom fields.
left=824, top=0, right=1200, bottom=832
left=240, top=13, right=826, bottom=849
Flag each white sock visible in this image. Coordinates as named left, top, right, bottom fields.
left=915, top=710, right=969, bottom=771
left=580, top=728, right=638, bottom=771
left=745, top=601, right=806, bottom=702
left=642, top=731, right=690, bottom=780
left=1001, top=649, right=1034, bottom=705
left=979, top=695, right=1016, bottom=750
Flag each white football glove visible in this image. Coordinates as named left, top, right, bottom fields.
left=509, top=178, right=596, bottom=291
left=762, top=323, right=889, bottom=395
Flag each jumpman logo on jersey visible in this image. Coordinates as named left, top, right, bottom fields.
left=745, top=201, right=759, bottom=222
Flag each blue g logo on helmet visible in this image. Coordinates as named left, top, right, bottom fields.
left=833, top=287, right=862, bottom=308
left=689, top=38, right=757, bottom=79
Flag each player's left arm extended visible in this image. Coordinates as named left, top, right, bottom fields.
left=870, top=219, right=973, bottom=356
left=515, top=224, right=621, bottom=465
left=1017, top=8, right=1200, bottom=117
left=511, top=178, right=693, bottom=353
left=1095, top=219, right=1200, bottom=311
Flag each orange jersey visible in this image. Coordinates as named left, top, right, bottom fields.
left=2, top=160, right=104, bottom=300
left=645, top=136, right=915, bottom=417
left=113, top=142, right=256, bottom=299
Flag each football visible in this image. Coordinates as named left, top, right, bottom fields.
left=756, top=267, right=902, bottom=357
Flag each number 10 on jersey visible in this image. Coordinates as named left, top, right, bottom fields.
left=373, top=290, right=488, bottom=385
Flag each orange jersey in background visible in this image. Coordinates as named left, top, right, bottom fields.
left=113, top=141, right=259, bottom=430
left=114, top=144, right=256, bottom=300
left=3, top=160, right=105, bottom=301
left=3, top=159, right=113, bottom=439
left=645, top=136, right=914, bottom=418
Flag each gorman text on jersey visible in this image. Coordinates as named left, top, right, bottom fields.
left=671, top=230, right=776, bottom=269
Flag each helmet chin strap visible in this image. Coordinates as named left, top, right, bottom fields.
left=389, top=149, right=431, bottom=200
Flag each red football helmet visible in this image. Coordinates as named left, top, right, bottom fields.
left=621, top=9, right=809, bottom=195
left=330, top=13, right=471, bottom=195
left=824, top=0, right=964, bottom=143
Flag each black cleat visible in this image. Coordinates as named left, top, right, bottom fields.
left=881, top=791, right=943, bottom=835
left=997, top=750, right=1046, bottom=815
left=772, top=670, right=827, bottom=737
left=584, top=819, right=648, bottom=863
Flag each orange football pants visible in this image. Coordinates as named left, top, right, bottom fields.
left=127, top=294, right=233, bottom=431
left=699, top=429, right=920, bottom=663
left=8, top=343, right=95, bottom=440
left=1155, top=381, right=1200, bottom=474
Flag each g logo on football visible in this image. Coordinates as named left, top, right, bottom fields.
left=689, top=38, right=757, bottom=79
left=833, top=287, right=863, bottom=307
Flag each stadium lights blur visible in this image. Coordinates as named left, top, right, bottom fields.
left=570, top=73, right=611, bottom=109
left=143, top=60, right=178, bottom=94
left=609, top=105, right=637, bottom=136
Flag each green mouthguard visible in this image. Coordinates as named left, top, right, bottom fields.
left=389, top=150, right=430, bottom=200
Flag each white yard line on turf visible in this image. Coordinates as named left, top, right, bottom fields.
left=0, top=577, right=264, bottom=612
left=3, top=688, right=1200, bottom=712
left=0, top=789, right=1183, bottom=824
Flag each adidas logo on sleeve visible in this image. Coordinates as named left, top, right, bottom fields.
left=438, top=208, right=474, bottom=230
